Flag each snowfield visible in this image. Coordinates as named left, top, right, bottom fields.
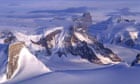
left=0, top=0, right=140, bottom=84
left=17, top=64, right=140, bottom=84
left=15, top=45, right=140, bottom=84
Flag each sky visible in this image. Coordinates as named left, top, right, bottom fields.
left=0, top=0, right=139, bottom=13
left=0, top=0, right=139, bottom=30
left=0, top=0, right=139, bottom=21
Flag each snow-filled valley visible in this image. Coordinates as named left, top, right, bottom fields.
left=0, top=0, right=140, bottom=84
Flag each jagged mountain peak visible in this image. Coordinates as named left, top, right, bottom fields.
left=0, top=12, right=122, bottom=65
left=29, top=25, right=121, bottom=64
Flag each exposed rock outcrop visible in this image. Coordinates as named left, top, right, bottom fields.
left=7, top=42, right=25, bottom=79
left=73, top=12, right=92, bottom=31
left=131, top=53, right=140, bottom=66
left=31, top=26, right=121, bottom=64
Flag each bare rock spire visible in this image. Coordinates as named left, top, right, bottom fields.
left=73, top=12, right=92, bottom=31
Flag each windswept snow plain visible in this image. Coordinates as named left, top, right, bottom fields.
left=0, top=0, right=140, bottom=84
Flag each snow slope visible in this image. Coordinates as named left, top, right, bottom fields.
left=0, top=44, right=51, bottom=84
left=17, top=64, right=140, bottom=84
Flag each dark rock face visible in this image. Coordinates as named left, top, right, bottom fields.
left=31, top=38, right=51, bottom=56
left=124, top=39, right=135, bottom=47
left=31, top=30, right=61, bottom=56
left=7, top=42, right=25, bottom=79
left=73, top=12, right=92, bottom=31
left=30, top=12, right=121, bottom=64
left=131, top=54, right=140, bottom=66
left=112, top=37, right=135, bottom=48
left=0, top=44, right=8, bottom=74
left=111, top=31, right=135, bottom=48
left=68, top=41, right=102, bottom=64
left=93, top=42, right=121, bottom=62
left=31, top=26, right=121, bottom=64
left=81, top=12, right=92, bottom=29
left=0, top=31, right=16, bottom=44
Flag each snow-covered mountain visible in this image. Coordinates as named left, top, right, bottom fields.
left=0, top=28, right=122, bottom=83
left=0, top=23, right=122, bottom=64
left=0, top=12, right=121, bottom=65
left=0, top=42, right=51, bottom=83
left=0, top=12, right=124, bottom=83
left=29, top=26, right=121, bottom=64
left=89, top=15, right=140, bottom=49
left=0, top=2, right=139, bottom=83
